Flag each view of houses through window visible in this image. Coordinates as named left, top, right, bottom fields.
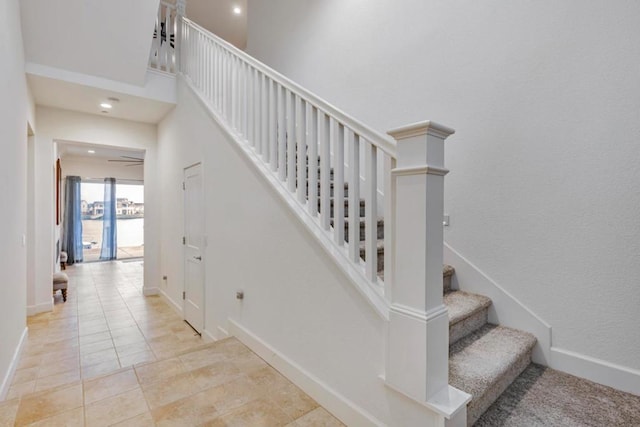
left=81, top=182, right=144, bottom=261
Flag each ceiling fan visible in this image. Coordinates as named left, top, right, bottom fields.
left=108, top=156, right=144, bottom=167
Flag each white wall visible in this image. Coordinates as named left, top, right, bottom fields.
left=33, top=108, right=160, bottom=303
left=0, top=0, right=34, bottom=397
left=245, top=1, right=640, bottom=373
left=157, top=78, right=444, bottom=425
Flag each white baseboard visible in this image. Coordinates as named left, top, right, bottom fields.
left=202, top=329, right=217, bottom=343
left=0, top=327, right=28, bottom=400
left=27, top=300, right=53, bottom=316
left=227, top=319, right=383, bottom=426
left=550, top=347, right=640, bottom=396
left=216, top=326, right=229, bottom=340
left=159, top=289, right=183, bottom=316
left=444, top=243, right=552, bottom=365
left=143, top=286, right=160, bottom=296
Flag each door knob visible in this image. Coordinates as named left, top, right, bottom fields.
left=194, top=256, right=202, bottom=260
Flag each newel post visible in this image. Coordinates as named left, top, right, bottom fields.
left=176, top=0, right=187, bottom=72
left=385, top=121, right=454, bottom=402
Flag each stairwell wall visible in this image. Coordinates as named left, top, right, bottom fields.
left=245, top=0, right=640, bottom=381
left=156, top=77, right=446, bottom=425
left=0, top=0, right=35, bottom=398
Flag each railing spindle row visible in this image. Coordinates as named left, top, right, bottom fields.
left=181, top=19, right=390, bottom=286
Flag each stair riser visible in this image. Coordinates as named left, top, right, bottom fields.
left=467, top=350, right=533, bottom=426
left=449, top=308, right=489, bottom=346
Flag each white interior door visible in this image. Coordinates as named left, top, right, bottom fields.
left=183, top=163, right=205, bottom=333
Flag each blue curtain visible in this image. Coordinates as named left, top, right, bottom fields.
left=62, top=176, right=83, bottom=264
left=100, top=177, right=118, bottom=260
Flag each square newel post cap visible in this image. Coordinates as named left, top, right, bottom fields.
left=387, top=120, right=455, bottom=141
left=387, top=121, right=455, bottom=169
left=177, top=0, right=187, bottom=15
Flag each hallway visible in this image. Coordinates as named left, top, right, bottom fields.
left=0, top=261, right=343, bottom=426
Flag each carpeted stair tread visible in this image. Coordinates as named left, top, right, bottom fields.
left=445, top=291, right=491, bottom=326
left=445, top=291, right=492, bottom=345
left=449, top=324, right=537, bottom=426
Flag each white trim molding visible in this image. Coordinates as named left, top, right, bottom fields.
left=159, top=289, right=183, bottom=316
left=227, top=319, right=384, bottom=426
left=27, top=300, right=53, bottom=316
left=444, top=242, right=552, bottom=365
left=550, top=347, right=640, bottom=396
left=0, top=327, right=28, bottom=400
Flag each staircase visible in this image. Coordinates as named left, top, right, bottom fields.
left=179, top=16, right=538, bottom=426
left=318, top=157, right=537, bottom=426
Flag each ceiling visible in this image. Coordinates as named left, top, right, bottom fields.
left=58, top=141, right=145, bottom=161
left=21, top=0, right=160, bottom=86
left=27, top=74, right=175, bottom=124
left=187, top=0, right=248, bottom=49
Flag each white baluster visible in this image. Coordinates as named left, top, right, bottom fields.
left=348, top=133, right=361, bottom=262
left=277, top=85, right=286, bottom=181
left=296, top=96, right=307, bottom=204
left=307, top=105, right=318, bottom=217
left=255, top=72, right=262, bottom=154
left=383, top=152, right=395, bottom=293
left=269, top=79, right=277, bottom=171
left=247, top=67, right=254, bottom=146
left=333, top=122, right=345, bottom=246
left=261, top=74, right=269, bottom=160
left=286, top=91, right=296, bottom=192
left=364, top=142, right=378, bottom=282
left=165, top=6, right=172, bottom=71
left=319, top=112, right=331, bottom=230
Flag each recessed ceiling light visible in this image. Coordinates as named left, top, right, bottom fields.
left=88, top=150, right=96, bottom=154
left=100, top=103, right=112, bottom=109
left=233, top=6, right=241, bottom=15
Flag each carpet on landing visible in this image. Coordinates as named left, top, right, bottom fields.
left=474, top=364, right=640, bottom=427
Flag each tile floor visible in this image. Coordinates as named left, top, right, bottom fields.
left=0, top=261, right=344, bottom=426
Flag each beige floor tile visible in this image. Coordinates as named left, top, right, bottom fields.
left=11, top=367, right=40, bottom=385
left=268, top=382, right=319, bottom=420
left=248, top=366, right=292, bottom=393
left=34, top=367, right=81, bottom=392
left=134, top=357, right=186, bottom=385
left=81, top=358, right=121, bottom=380
left=38, top=353, right=80, bottom=378
left=85, top=387, right=149, bottom=427
left=110, top=411, right=155, bottom=427
left=23, top=407, right=84, bottom=427
left=14, top=382, right=83, bottom=426
left=78, top=330, right=112, bottom=346
left=231, top=350, right=270, bottom=373
left=178, top=346, right=228, bottom=371
left=206, top=398, right=292, bottom=427
left=0, top=398, right=19, bottom=426
left=115, top=340, right=151, bottom=357
left=80, top=347, right=118, bottom=367
left=201, top=375, right=260, bottom=415
left=6, top=380, right=36, bottom=400
left=80, top=338, right=115, bottom=356
left=119, top=349, right=156, bottom=367
left=84, top=368, right=139, bottom=405
left=151, top=388, right=219, bottom=426
left=191, top=360, right=242, bottom=391
left=16, top=355, right=41, bottom=371
left=287, top=407, right=345, bottom=427
left=141, top=370, right=200, bottom=409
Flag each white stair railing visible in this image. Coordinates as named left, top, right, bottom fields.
left=180, top=18, right=397, bottom=316
left=178, top=17, right=462, bottom=416
left=149, top=0, right=185, bottom=73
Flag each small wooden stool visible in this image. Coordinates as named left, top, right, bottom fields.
left=53, top=272, right=69, bottom=302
